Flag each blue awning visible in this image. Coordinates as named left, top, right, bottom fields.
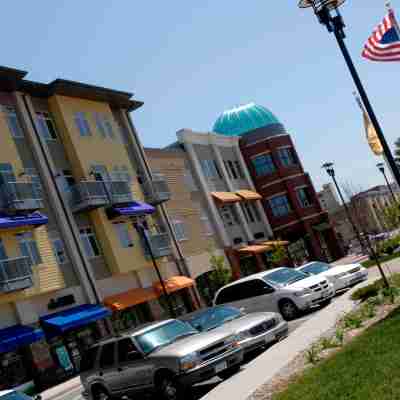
left=107, top=201, right=155, bottom=219
left=40, top=304, right=111, bottom=336
left=0, top=212, right=48, bottom=229
left=0, top=325, right=44, bottom=353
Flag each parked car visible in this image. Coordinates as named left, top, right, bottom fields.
left=0, top=391, right=39, bottom=400
left=213, top=267, right=335, bottom=320
left=181, top=305, right=288, bottom=354
left=296, top=261, right=368, bottom=293
left=80, top=319, right=244, bottom=400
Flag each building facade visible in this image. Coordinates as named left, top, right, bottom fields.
left=0, top=67, right=196, bottom=391
left=176, top=129, right=278, bottom=279
left=317, top=183, right=341, bottom=212
left=213, top=103, right=343, bottom=264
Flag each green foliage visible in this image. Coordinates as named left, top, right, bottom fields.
left=362, top=252, right=400, bottom=268
left=320, top=337, right=339, bottom=350
left=351, top=281, right=382, bottom=301
left=270, top=244, right=287, bottom=266
left=208, top=252, right=232, bottom=290
left=360, top=302, right=376, bottom=319
left=381, top=286, right=400, bottom=304
left=379, top=206, right=400, bottom=231
left=335, top=328, right=344, bottom=346
left=305, top=344, right=320, bottom=365
left=342, top=311, right=363, bottom=330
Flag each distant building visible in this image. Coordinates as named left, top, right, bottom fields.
left=318, top=183, right=341, bottom=212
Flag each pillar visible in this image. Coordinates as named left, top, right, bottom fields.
left=324, top=228, right=345, bottom=260
left=254, top=253, right=265, bottom=272
left=304, top=223, right=325, bottom=262
left=225, top=248, right=241, bottom=280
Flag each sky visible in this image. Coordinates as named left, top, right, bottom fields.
left=3, top=1, right=400, bottom=191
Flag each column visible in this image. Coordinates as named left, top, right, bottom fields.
left=304, top=222, right=325, bottom=261
left=254, top=253, right=266, bottom=272
left=225, top=248, right=241, bottom=280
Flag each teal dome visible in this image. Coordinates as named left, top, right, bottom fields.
left=213, top=103, right=281, bottom=137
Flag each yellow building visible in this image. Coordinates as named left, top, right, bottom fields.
left=0, top=67, right=196, bottom=391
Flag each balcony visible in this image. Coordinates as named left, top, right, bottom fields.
left=143, top=174, right=171, bottom=205
left=69, top=181, right=109, bottom=213
left=0, top=257, right=33, bottom=293
left=70, top=180, right=133, bottom=213
left=142, top=232, right=172, bottom=259
left=1, top=182, right=44, bottom=212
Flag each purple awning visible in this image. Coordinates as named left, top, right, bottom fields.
left=107, top=201, right=155, bottom=218
left=0, top=212, right=48, bottom=229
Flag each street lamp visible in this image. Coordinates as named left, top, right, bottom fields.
left=299, top=0, right=400, bottom=190
left=377, top=162, right=397, bottom=203
left=134, top=219, right=176, bottom=318
left=322, top=162, right=389, bottom=287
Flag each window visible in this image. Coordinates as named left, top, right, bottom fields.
left=173, top=220, right=188, bottom=241
left=224, top=161, right=232, bottom=179
left=118, top=124, right=129, bottom=145
left=277, top=147, right=297, bottom=167
left=215, top=286, right=237, bottom=305
left=252, top=154, right=276, bottom=176
left=59, top=170, right=75, bottom=194
left=297, top=187, right=313, bottom=208
left=95, top=113, right=115, bottom=140
left=220, top=205, right=238, bottom=227
left=118, top=339, right=141, bottom=363
left=36, top=111, right=57, bottom=140
left=227, top=161, right=238, bottom=179
left=16, top=232, right=42, bottom=265
left=114, top=223, right=133, bottom=248
left=200, top=212, right=213, bottom=236
left=99, top=342, right=115, bottom=369
left=0, top=163, right=15, bottom=185
left=51, top=238, right=68, bottom=264
left=3, top=106, right=23, bottom=138
left=24, top=168, right=43, bottom=197
left=0, top=239, right=7, bottom=260
left=234, top=161, right=244, bottom=179
left=112, top=165, right=131, bottom=182
left=200, top=159, right=219, bottom=179
left=268, top=194, right=291, bottom=217
left=74, top=112, right=91, bottom=137
left=79, top=227, right=101, bottom=258
left=80, top=346, right=99, bottom=372
left=241, top=202, right=260, bottom=223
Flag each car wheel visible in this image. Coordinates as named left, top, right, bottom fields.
left=92, top=386, right=111, bottom=400
left=157, top=374, right=185, bottom=400
left=217, top=364, right=241, bottom=380
left=279, top=299, right=299, bottom=321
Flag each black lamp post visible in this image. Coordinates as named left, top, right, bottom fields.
left=377, top=162, right=397, bottom=203
left=322, top=162, right=389, bottom=288
left=299, top=0, right=400, bottom=190
left=134, top=220, right=176, bottom=318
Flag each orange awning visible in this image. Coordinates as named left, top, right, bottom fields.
left=238, top=245, right=272, bottom=255
left=211, top=192, right=241, bottom=204
left=262, top=240, right=290, bottom=246
left=104, top=288, right=158, bottom=312
left=236, top=190, right=262, bottom=201
left=153, top=276, right=195, bottom=295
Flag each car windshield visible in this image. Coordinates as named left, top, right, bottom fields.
left=300, top=262, right=331, bottom=275
left=264, top=268, right=308, bottom=286
left=134, top=320, right=198, bottom=355
left=185, top=307, right=242, bottom=332
left=0, top=393, right=32, bottom=400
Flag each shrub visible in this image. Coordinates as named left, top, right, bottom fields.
left=351, top=282, right=382, bottom=302
left=320, top=337, right=338, bottom=350
left=335, top=328, right=344, bottom=346
left=305, top=344, right=320, bottom=365
left=360, top=303, right=376, bottom=319
left=343, top=312, right=363, bottom=329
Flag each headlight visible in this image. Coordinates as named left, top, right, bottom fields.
left=294, top=288, right=312, bottom=297
left=236, top=330, right=251, bottom=341
left=275, top=313, right=284, bottom=323
left=180, top=352, right=201, bottom=372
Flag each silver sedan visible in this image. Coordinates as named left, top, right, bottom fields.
left=181, top=305, right=288, bottom=354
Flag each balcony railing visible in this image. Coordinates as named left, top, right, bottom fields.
left=69, top=180, right=133, bottom=213
left=142, top=232, right=172, bottom=259
left=143, top=174, right=171, bottom=205
left=1, top=182, right=44, bottom=211
left=0, top=257, right=33, bottom=293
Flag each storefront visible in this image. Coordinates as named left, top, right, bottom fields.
left=39, top=304, right=111, bottom=384
left=0, top=324, right=46, bottom=390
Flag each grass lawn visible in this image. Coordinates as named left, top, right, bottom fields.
left=274, top=307, right=400, bottom=400
left=362, top=252, right=400, bottom=268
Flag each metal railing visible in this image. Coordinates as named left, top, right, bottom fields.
left=143, top=174, right=171, bottom=204
left=107, top=181, right=133, bottom=204
left=0, top=257, right=33, bottom=293
left=1, top=182, right=44, bottom=211
left=143, top=232, right=172, bottom=258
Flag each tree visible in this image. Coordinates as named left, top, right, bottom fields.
left=208, top=252, right=232, bottom=289
left=269, top=243, right=287, bottom=267
left=378, top=203, right=400, bottom=231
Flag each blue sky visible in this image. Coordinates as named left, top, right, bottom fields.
left=4, top=1, right=400, bottom=191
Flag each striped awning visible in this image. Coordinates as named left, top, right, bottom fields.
left=211, top=192, right=241, bottom=204
left=236, top=190, right=262, bottom=201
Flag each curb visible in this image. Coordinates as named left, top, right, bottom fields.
left=41, top=379, right=82, bottom=400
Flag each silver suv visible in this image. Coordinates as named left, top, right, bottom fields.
left=80, top=319, right=243, bottom=400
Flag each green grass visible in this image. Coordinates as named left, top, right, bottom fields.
left=362, top=252, right=400, bottom=268
left=273, top=307, right=400, bottom=400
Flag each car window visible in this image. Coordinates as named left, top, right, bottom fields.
left=81, top=345, right=99, bottom=372
left=264, top=268, right=308, bottom=286
left=301, top=262, right=331, bottom=275
left=99, top=342, right=115, bottom=369
left=215, top=286, right=237, bottom=304
left=118, top=338, right=142, bottom=363
left=185, top=306, right=242, bottom=331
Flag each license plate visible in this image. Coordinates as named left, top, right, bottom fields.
left=215, top=361, right=227, bottom=373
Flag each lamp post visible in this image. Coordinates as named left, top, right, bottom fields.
left=134, top=220, right=176, bottom=318
left=299, top=0, right=400, bottom=191
left=322, top=162, right=389, bottom=287
left=377, top=162, right=397, bottom=203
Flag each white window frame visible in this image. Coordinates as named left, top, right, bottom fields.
left=16, top=232, right=42, bottom=265
left=36, top=111, right=58, bottom=141
left=51, top=238, right=69, bottom=264
left=79, top=227, right=101, bottom=258
left=94, top=113, right=115, bottom=140
left=3, top=106, right=24, bottom=138
left=114, top=223, right=134, bottom=248
left=172, top=219, right=188, bottom=241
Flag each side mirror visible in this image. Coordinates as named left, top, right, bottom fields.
left=126, top=350, right=141, bottom=361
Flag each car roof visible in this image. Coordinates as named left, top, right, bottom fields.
left=124, top=319, right=176, bottom=336
left=0, top=391, right=16, bottom=397
left=299, top=261, right=328, bottom=269
left=180, top=305, right=237, bottom=321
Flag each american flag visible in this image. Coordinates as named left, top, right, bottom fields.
left=362, top=8, right=400, bottom=62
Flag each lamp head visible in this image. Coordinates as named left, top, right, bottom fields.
left=376, top=162, right=385, bottom=174
left=322, top=162, right=335, bottom=178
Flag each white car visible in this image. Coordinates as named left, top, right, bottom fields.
left=213, top=267, right=335, bottom=321
left=297, top=261, right=368, bottom=293
left=0, top=391, right=40, bottom=400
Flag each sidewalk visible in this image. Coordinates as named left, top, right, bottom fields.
left=41, top=377, right=82, bottom=400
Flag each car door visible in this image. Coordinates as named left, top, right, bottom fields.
left=97, top=342, right=119, bottom=394
left=114, top=338, right=154, bottom=394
